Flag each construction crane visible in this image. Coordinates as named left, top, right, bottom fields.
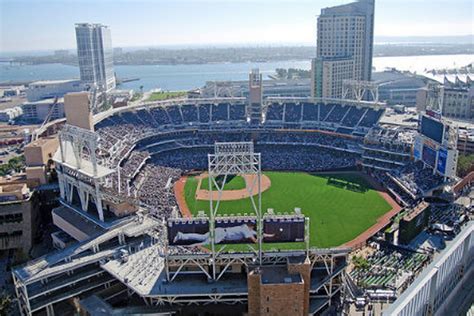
left=30, top=85, right=100, bottom=142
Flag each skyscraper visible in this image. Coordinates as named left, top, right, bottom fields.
left=311, top=0, right=375, bottom=99
left=75, top=23, right=116, bottom=92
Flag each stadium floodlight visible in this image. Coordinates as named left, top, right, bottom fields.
left=207, top=142, right=262, bottom=279
left=342, top=79, right=379, bottom=103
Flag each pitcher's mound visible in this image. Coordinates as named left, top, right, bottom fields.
left=195, top=173, right=271, bottom=201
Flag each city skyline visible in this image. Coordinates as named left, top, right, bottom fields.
left=0, top=0, right=473, bottom=53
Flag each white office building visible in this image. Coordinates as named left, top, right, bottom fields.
left=0, top=107, right=23, bottom=122
left=75, top=23, right=116, bottom=92
left=22, top=98, right=65, bottom=122
left=27, top=79, right=84, bottom=102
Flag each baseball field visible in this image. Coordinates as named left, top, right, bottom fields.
left=180, top=171, right=394, bottom=249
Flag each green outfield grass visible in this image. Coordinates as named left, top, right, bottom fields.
left=199, top=175, right=246, bottom=190
left=184, top=172, right=392, bottom=249
left=146, top=91, right=187, bottom=101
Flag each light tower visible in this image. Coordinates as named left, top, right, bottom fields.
left=247, top=69, right=263, bottom=124
left=207, top=142, right=262, bottom=278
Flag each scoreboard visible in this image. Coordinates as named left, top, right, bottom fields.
left=414, top=113, right=458, bottom=179
left=420, top=115, right=444, bottom=144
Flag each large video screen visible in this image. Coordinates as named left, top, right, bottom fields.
left=215, top=218, right=258, bottom=244
left=422, top=145, right=437, bottom=168
left=168, top=217, right=259, bottom=246
left=421, top=116, right=444, bottom=144
left=437, top=148, right=448, bottom=175
left=263, top=217, right=305, bottom=243
left=167, top=218, right=209, bottom=246
left=168, top=216, right=306, bottom=246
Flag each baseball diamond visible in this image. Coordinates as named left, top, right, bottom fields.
left=176, top=171, right=396, bottom=248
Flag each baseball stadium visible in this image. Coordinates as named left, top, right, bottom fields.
left=12, top=71, right=468, bottom=316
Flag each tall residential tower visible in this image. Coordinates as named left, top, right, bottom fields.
left=311, top=0, right=375, bottom=99
left=75, top=23, right=116, bottom=92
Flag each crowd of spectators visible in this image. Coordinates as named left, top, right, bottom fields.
left=95, top=101, right=383, bottom=147
left=133, top=164, right=182, bottom=215
left=389, top=161, right=445, bottom=197
left=259, top=145, right=357, bottom=171
left=370, top=170, right=416, bottom=207
left=146, top=144, right=357, bottom=173
left=121, top=151, right=149, bottom=178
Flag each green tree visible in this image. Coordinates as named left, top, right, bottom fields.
left=352, top=256, right=370, bottom=270
left=457, top=154, right=474, bottom=177
left=0, top=293, right=12, bottom=315
left=0, top=155, right=25, bottom=176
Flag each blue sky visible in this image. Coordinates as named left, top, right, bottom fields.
left=0, top=0, right=473, bottom=52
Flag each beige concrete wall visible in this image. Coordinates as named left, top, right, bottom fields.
left=0, top=192, right=38, bottom=252
left=25, top=166, right=47, bottom=185
left=259, top=282, right=305, bottom=316
left=104, top=200, right=138, bottom=217
left=24, top=136, right=59, bottom=167
left=288, top=258, right=311, bottom=315
left=64, top=92, right=94, bottom=131
left=416, top=89, right=428, bottom=112
left=247, top=267, right=307, bottom=316
left=247, top=270, right=261, bottom=316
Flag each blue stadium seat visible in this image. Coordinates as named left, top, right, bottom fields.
left=284, top=103, right=302, bottom=122
left=137, top=109, right=159, bottom=128
left=341, top=107, right=366, bottom=127
left=319, top=103, right=333, bottom=121
left=265, top=103, right=284, bottom=121
left=325, top=104, right=349, bottom=123
left=359, top=109, right=384, bottom=127
left=302, top=102, right=319, bottom=121
left=229, top=104, right=246, bottom=121
left=166, top=106, right=184, bottom=125
left=198, top=104, right=211, bottom=123
left=181, top=104, right=199, bottom=122
left=211, top=103, right=229, bottom=121
left=150, top=107, right=171, bottom=126
left=121, top=112, right=145, bottom=126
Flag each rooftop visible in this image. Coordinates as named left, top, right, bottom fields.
left=52, top=206, right=107, bottom=237
left=379, top=110, right=418, bottom=128
left=23, top=97, right=64, bottom=105
left=260, top=266, right=302, bottom=285
left=53, top=141, right=114, bottom=179
left=30, top=79, right=80, bottom=86
left=14, top=214, right=158, bottom=284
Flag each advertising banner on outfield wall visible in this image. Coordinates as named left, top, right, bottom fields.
left=168, top=216, right=306, bottom=246
left=167, top=218, right=210, bottom=246
left=263, top=217, right=305, bottom=243
left=215, top=217, right=258, bottom=244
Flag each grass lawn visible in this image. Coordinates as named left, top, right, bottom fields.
left=199, top=175, right=246, bottom=190
left=147, top=91, right=187, bottom=101
left=183, top=172, right=392, bottom=249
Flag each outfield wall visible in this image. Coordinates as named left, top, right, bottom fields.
left=382, top=221, right=474, bottom=316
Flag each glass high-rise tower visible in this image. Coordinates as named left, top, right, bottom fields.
left=75, top=23, right=116, bottom=92
left=311, top=0, right=375, bottom=99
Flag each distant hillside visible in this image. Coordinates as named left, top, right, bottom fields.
left=375, top=35, right=474, bottom=44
